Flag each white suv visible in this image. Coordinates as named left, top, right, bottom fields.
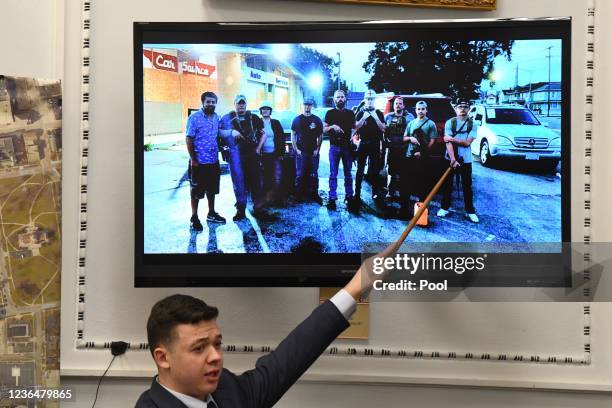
left=468, top=104, right=561, bottom=168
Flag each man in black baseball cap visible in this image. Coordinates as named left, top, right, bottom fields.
left=291, top=96, right=324, bottom=204
left=454, top=99, right=471, bottom=109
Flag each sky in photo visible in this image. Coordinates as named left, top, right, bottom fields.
left=306, top=39, right=562, bottom=92
left=146, top=39, right=562, bottom=94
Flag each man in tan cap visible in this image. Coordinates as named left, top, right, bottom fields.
left=219, top=94, right=265, bottom=220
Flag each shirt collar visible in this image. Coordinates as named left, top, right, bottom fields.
left=157, top=376, right=217, bottom=408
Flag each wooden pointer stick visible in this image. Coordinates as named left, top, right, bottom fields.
left=350, top=167, right=454, bottom=297
left=389, top=166, right=453, bottom=255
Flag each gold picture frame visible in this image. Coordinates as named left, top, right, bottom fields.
left=309, top=0, right=496, bottom=10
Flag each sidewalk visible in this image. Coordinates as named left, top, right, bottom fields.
left=144, top=132, right=184, bottom=149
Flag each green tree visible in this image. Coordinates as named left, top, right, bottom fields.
left=363, top=40, right=514, bottom=100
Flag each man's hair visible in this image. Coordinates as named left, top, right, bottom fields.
left=415, top=101, right=428, bottom=109
left=201, top=91, right=218, bottom=104
left=334, top=89, right=346, bottom=97
left=147, top=294, right=219, bottom=355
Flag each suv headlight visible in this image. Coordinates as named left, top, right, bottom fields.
left=549, top=137, right=561, bottom=147
left=496, top=135, right=513, bottom=146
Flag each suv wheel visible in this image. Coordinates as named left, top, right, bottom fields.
left=541, top=159, right=560, bottom=174
left=480, top=140, right=492, bottom=167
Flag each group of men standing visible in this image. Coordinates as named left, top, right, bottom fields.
left=186, top=92, right=286, bottom=230
left=296, top=89, right=480, bottom=223
left=184, top=89, right=479, bottom=232
left=382, top=95, right=478, bottom=223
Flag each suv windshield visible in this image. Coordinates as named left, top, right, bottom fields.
left=487, top=108, right=540, bottom=125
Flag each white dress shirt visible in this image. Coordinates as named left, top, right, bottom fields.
left=158, top=377, right=218, bottom=408
left=329, top=288, right=357, bottom=320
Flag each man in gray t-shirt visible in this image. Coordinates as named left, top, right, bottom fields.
left=398, top=101, right=438, bottom=220
left=438, top=99, right=479, bottom=223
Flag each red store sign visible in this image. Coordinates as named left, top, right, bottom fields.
left=143, top=49, right=178, bottom=72
left=181, top=60, right=216, bottom=77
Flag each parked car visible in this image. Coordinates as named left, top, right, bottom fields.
left=468, top=104, right=561, bottom=168
left=358, top=93, right=455, bottom=158
left=354, top=93, right=455, bottom=135
left=311, top=107, right=330, bottom=126
left=381, top=93, right=455, bottom=124
left=273, top=110, right=299, bottom=155
left=275, top=109, right=334, bottom=153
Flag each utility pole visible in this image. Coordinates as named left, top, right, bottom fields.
left=515, top=64, right=519, bottom=89
left=336, top=52, right=341, bottom=91
left=546, top=45, right=553, bottom=117
left=517, top=66, right=534, bottom=109
left=528, top=80, right=533, bottom=110
left=514, top=64, right=519, bottom=104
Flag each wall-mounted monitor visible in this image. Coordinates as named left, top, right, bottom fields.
left=134, top=19, right=571, bottom=287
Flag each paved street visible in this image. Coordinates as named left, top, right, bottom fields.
left=143, top=140, right=561, bottom=254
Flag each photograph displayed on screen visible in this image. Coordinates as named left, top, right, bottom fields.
left=134, top=20, right=571, bottom=286
left=142, top=40, right=563, bottom=254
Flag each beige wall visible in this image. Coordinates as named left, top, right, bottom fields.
left=143, top=67, right=218, bottom=134
left=216, top=53, right=243, bottom=114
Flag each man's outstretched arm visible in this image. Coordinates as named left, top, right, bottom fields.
left=234, top=243, right=399, bottom=408
left=344, top=241, right=400, bottom=301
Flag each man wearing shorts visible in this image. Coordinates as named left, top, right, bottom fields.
left=186, top=91, right=226, bottom=231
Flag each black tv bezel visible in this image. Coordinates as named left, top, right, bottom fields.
left=134, top=19, right=572, bottom=288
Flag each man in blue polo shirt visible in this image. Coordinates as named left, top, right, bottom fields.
left=186, top=91, right=226, bottom=231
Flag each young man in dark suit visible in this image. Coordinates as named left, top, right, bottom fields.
left=135, top=252, right=390, bottom=408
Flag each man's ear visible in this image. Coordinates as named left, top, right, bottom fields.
left=153, top=345, right=171, bottom=369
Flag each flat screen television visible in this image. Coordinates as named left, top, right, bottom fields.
left=134, top=18, right=571, bottom=287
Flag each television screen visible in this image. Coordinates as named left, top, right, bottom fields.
left=134, top=19, right=571, bottom=287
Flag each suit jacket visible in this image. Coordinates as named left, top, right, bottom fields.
left=135, top=300, right=349, bottom=408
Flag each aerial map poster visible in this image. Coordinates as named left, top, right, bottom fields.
left=0, top=75, right=62, bottom=407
